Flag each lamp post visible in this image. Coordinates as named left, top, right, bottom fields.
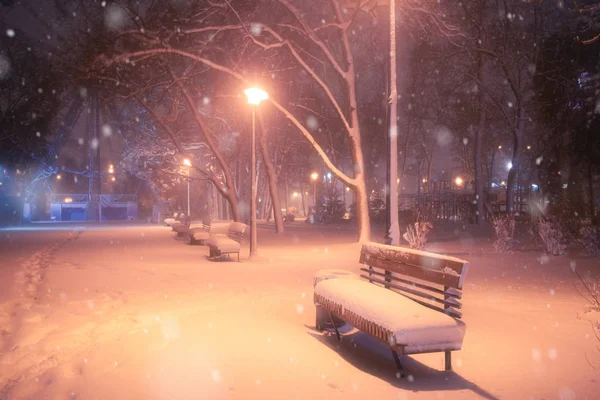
left=183, top=158, right=192, bottom=217
left=311, top=172, right=318, bottom=209
left=244, top=87, right=269, bottom=258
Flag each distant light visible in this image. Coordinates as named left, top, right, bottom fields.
left=422, top=178, right=427, bottom=183
left=244, top=88, right=269, bottom=105
left=454, top=177, right=463, bottom=186
left=498, top=145, right=502, bottom=150
left=531, top=183, right=539, bottom=190
left=345, top=187, right=350, bottom=192
left=396, top=178, right=400, bottom=184
left=526, top=145, right=531, bottom=150
left=501, top=181, right=506, bottom=186
left=111, top=176, right=116, bottom=182
left=326, top=172, right=332, bottom=180
left=64, top=197, right=73, bottom=203
left=183, top=159, right=192, bottom=167
left=507, top=162, right=513, bottom=170
left=0, top=181, right=3, bottom=186
left=292, top=192, right=299, bottom=198
left=56, top=174, right=62, bottom=180
left=310, top=172, right=318, bottom=181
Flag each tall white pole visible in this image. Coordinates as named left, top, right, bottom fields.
left=250, top=108, right=258, bottom=257
left=187, top=166, right=191, bottom=217
left=388, top=0, right=400, bottom=245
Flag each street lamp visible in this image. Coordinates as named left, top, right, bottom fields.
left=244, top=87, right=269, bottom=258
left=310, top=172, right=318, bottom=208
left=183, top=158, right=192, bottom=217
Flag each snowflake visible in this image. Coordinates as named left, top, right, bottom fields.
left=6, top=29, right=15, bottom=38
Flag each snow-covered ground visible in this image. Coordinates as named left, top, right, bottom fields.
left=1, top=222, right=598, bottom=399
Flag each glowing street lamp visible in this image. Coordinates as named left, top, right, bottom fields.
left=245, top=87, right=269, bottom=258
left=108, top=164, right=114, bottom=174
left=183, top=158, right=192, bottom=217
left=310, top=172, right=319, bottom=207
left=455, top=176, right=464, bottom=187
left=56, top=174, right=62, bottom=180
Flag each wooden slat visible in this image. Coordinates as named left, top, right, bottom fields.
left=361, top=243, right=468, bottom=275
left=360, top=275, right=462, bottom=309
left=362, top=254, right=462, bottom=288
left=359, top=268, right=462, bottom=299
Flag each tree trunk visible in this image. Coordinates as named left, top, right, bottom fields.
left=589, top=161, right=595, bottom=221
left=506, top=108, right=525, bottom=214
left=387, top=0, right=400, bottom=245
left=474, top=55, right=486, bottom=225
left=177, top=75, right=241, bottom=222
left=257, top=114, right=284, bottom=233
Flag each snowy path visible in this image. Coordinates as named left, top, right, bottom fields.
left=0, top=223, right=598, bottom=399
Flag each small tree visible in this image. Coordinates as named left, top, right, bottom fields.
left=403, top=214, right=433, bottom=250
left=492, top=214, right=518, bottom=252
left=538, top=219, right=567, bottom=256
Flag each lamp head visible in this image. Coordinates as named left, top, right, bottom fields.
left=244, top=88, right=269, bottom=105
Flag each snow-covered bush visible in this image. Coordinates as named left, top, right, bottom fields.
left=538, top=219, right=567, bottom=256
left=403, top=220, right=433, bottom=250
left=492, top=214, right=517, bottom=252
left=579, top=226, right=600, bottom=257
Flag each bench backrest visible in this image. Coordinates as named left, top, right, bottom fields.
left=227, top=222, right=247, bottom=243
left=359, top=243, right=469, bottom=319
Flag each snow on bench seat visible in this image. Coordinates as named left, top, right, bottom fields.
left=315, top=278, right=466, bottom=353
left=206, top=234, right=242, bottom=253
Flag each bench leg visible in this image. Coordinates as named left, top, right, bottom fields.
left=445, top=350, right=452, bottom=371
left=328, top=311, right=341, bottom=341
left=391, top=349, right=406, bottom=378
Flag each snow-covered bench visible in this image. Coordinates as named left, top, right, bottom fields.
left=314, top=242, right=469, bottom=377
left=164, top=213, right=179, bottom=227
left=170, top=214, right=189, bottom=232
left=188, top=222, right=211, bottom=245
left=206, top=222, right=247, bottom=262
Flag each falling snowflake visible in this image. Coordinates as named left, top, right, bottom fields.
left=211, top=369, right=221, bottom=382
left=90, top=138, right=99, bottom=149
left=306, top=115, right=318, bottom=130
left=531, top=348, right=542, bottom=362
left=105, top=4, right=127, bottom=31
left=102, top=124, right=112, bottom=137
left=6, top=29, right=15, bottom=38
left=250, top=23, right=262, bottom=36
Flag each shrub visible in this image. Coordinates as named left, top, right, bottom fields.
left=369, top=198, right=386, bottom=224
left=402, top=215, right=433, bottom=250
left=538, top=219, right=567, bottom=255
left=492, top=214, right=517, bottom=252
left=579, top=225, right=600, bottom=257
left=315, top=196, right=346, bottom=224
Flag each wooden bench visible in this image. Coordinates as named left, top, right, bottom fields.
left=188, top=222, right=211, bottom=245
left=206, top=222, right=247, bottom=262
left=164, top=213, right=179, bottom=227
left=314, top=242, right=469, bottom=377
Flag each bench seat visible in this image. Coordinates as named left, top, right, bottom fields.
left=315, top=278, right=466, bottom=353
left=206, top=234, right=241, bottom=253
left=189, top=226, right=211, bottom=241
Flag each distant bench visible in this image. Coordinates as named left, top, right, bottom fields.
left=314, top=243, right=469, bottom=377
